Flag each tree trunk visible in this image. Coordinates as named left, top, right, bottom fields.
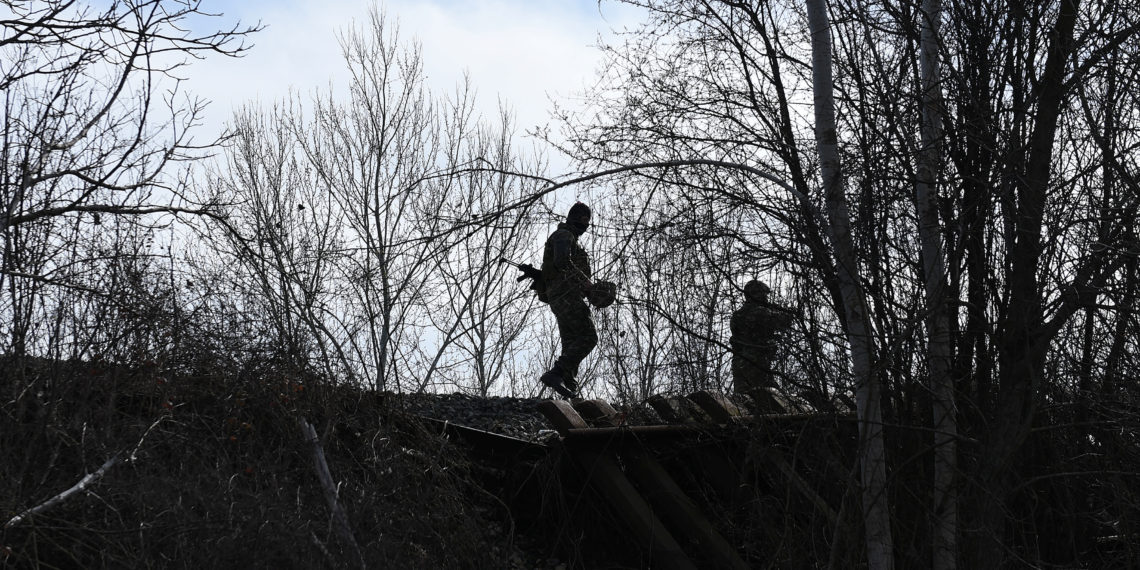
left=805, top=0, right=895, bottom=567
left=965, top=0, right=1081, bottom=565
left=915, top=1, right=958, bottom=568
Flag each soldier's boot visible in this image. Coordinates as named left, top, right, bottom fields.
left=562, top=375, right=579, bottom=394
left=540, top=369, right=574, bottom=399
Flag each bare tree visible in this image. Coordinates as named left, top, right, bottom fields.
left=805, top=0, right=894, bottom=565
left=213, top=103, right=349, bottom=381
left=1, top=0, right=257, bottom=358
left=215, top=8, right=549, bottom=394
left=913, top=0, right=957, bottom=566
left=596, top=220, right=677, bottom=402
left=420, top=108, right=546, bottom=396
left=559, top=0, right=1140, bottom=566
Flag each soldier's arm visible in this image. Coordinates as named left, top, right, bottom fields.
left=568, top=259, right=593, bottom=293
left=773, top=308, right=794, bottom=329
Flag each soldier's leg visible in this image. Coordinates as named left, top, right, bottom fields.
left=552, top=296, right=597, bottom=380
left=756, top=347, right=778, bottom=388
left=539, top=302, right=574, bottom=397
left=732, top=354, right=753, bottom=394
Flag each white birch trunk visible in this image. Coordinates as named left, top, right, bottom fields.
left=300, top=419, right=367, bottom=570
left=915, top=1, right=959, bottom=568
left=804, top=0, right=895, bottom=567
left=4, top=453, right=121, bottom=529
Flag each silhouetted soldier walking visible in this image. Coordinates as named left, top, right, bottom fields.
left=730, top=280, right=792, bottom=394
left=539, top=202, right=597, bottom=397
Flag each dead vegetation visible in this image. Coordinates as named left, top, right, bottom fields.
left=0, top=356, right=532, bottom=569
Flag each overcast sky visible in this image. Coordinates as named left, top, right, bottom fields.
left=187, top=0, right=645, bottom=158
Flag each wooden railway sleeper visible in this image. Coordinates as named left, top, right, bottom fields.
left=538, top=400, right=696, bottom=570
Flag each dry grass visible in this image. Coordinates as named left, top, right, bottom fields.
left=0, top=357, right=523, bottom=569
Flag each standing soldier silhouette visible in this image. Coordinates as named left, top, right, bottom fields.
left=730, top=280, right=792, bottom=394
left=539, top=202, right=597, bottom=398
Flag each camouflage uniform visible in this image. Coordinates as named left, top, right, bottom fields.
left=542, top=222, right=597, bottom=380
left=730, top=281, right=791, bottom=393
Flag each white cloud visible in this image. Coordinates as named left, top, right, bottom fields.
left=389, top=0, right=626, bottom=129
left=186, top=0, right=643, bottom=145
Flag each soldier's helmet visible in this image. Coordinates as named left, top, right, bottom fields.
left=589, top=281, right=618, bottom=308
left=744, top=280, right=770, bottom=302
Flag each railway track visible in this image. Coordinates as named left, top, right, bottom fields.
left=408, top=389, right=857, bottom=568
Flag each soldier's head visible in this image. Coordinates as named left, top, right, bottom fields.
left=567, top=202, right=591, bottom=236
left=744, top=280, right=770, bottom=303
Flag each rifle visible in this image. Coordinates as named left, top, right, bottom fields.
left=500, top=258, right=542, bottom=282
left=500, top=258, right=547, bottom=302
